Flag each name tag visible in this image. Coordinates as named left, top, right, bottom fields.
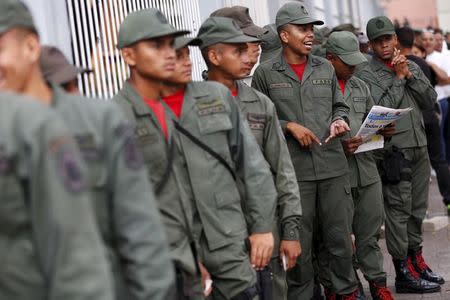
left=352, top=97, right=366, bottom=102
left=269, top=83, right=292, bottom=89
left=197, top=99, right=226, bottom=116
left=312, top=79, right=332, bottom=85
left=247, top=113, right=267, bottom=131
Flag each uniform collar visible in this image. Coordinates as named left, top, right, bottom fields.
left=270, top=52, right=323, bottom=83
left=369, top=56, right=395, bottom=74
left=120, top=80, right=154, bottom=117
left=236, top=80, right=259, bottom=103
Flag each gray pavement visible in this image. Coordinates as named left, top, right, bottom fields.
left=360, top=176, right=450, bottom=299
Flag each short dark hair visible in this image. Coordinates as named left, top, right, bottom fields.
left=395, top=27, right=414, bottom=48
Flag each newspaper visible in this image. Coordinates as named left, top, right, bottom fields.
left=354, top=105, right=412, bottom=153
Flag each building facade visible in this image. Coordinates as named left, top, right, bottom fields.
left=23, top=0, right=383, bottom=98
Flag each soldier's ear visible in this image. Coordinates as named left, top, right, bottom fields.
left=208, top=48, right=221, bottom=67
left=279, top=29, right=289, bottom=44
left=21, top=31, right=40, bottom=64
left=121, top=47, right=136, bottom=67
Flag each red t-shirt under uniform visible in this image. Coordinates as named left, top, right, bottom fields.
left=289, top=61, right=307, bottom=81
left=144, top=98, right=168, bottom=139
left=338, top=79, right=347, bottom=95
left=162, top=88, right=185, bottom=118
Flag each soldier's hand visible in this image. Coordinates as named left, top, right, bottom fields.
left=248, top=232, right=274, bottom=270
left=279, top=240, right=302, bottom=270
left=341, top=136, right=363, bottom=155
left=377, top=122, right=396, bottom=138
left=325, top=119, right=350, bottom=143
left=286, top=122, right=321, bottom=147
left=392, top=50, right=412, bottom=79
left=199, top=262, right=213, bottom=297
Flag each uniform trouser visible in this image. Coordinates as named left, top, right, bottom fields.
left=286, top=175, right=357, bottom=298
left=382, top=147, right=430, bottom=259
left=199, top=233, right=258, bottom=300
left=270, top=256, right=288, bottom=300
left=352, top=181, right=386, bottom=281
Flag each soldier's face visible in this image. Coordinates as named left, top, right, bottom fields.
left=434, top=33, right=443, bottom=52
left=124, top=35, right=176, bottom=81
left=328, top=54, right=355, bottom=81
left=0, top=29, right=39, bottom=93
left=214, top=43, right=252, bottom=79
left=370, top=34, right=396, bottom=60
left=166, top=46, right=192, bottom=84
left=246, top=42, right=261, bottom=73
left=421, top=32, right=435, bottom=55
left=280, top=24, right=314, bottom=56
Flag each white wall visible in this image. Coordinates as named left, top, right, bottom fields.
left=437, top=0, right=450, bottom=31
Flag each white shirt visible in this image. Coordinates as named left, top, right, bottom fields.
left=426, top=51, right=450, bottom=100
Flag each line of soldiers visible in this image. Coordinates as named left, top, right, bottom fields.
left=0, top=0, right=445, bottom=300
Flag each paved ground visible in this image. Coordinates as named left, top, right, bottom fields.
left=359, top=176, right=450, bottom=299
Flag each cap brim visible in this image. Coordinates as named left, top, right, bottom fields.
left=290, top=17, right=324, bottom=26
left=368, top=30, right=395, bottom=41
left=242, top=24, right=268, bottom=37
left=118, top=26, right=190, bottom=48
left=338, top=51, right=367, bottom=66
left=223, top=34, right=260, bottom=44
left=174, top=37, right=202, bottom=50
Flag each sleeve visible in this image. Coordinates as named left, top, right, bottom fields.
left=105, top=106, right=175, bottom=300
left=406, top=61, right=437, bottom=110
left=31, top=114, right=114, bottom=300
left=261, top=97, right=302, bottom=241
left=331, top=71, right=350, bottom=123
left=226, top=90, right=277, bottom=234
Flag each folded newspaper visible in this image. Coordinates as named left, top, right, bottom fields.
left=354, top=105, right=412, bottom=153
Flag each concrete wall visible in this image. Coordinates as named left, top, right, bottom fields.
left=437, top=0, right=450, bottom=31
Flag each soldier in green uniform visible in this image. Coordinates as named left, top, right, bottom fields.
left=356, top=16, right=443, bottom=294
left=193, top=17, right=302, bottom=300
left=252, top=2, right=362, bottom=299
left=0, top=2, right=175, bottom=299
left=260, top=24, right=282, bottom=64
left=0, top=92, right=113, bottom=300
left=324, top=31, right=395, bottom=300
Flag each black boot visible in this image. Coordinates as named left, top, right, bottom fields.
left=409, top=247, right=445, bottom=285
left=392, top=258, right=441, bottom=294
left=368, top=277, right=394, bottom=300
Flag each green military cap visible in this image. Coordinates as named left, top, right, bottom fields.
left=197, top=16, right=260, bottom=50
left=0, top=0, right=37, bottom=35
left=324, top=31, right=367, bottom=66
left=117, top=8, right=189, bottom=49
left=276, top=2, right=324, bottom=29
left=40, top=46, right=92, bottom=85
left=260, top=24, right=281, bottom=63
left=174, top=36, right=202, bottom=50
left=314, top=27, right=325, bottom=43
left=366, top=16, right=395, bottom=41
left=331, top=23, right=357, bottom=34
left=210, top=6, right=267, bottom=38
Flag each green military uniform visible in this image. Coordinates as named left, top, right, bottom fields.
left=0, top=92, right=113, bottom=299
left=252, top=2, right=358, bottom=298
left=49, top=85, right=175, bottom=300
left=324, top=31, right=387, bottom=289
left=113, top=9, right=202, bottom=300
left=234, top=81, right=302, bottom=300
left=167, top=79, right=277, bottom=300
left=356, top=26, right=436, bottom=262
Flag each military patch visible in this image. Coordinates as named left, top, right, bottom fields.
left=123, top=135, right=144, bottom=170
left=58, top=148, right=84, bottom=192
left=135, top=125, right=151, bottom=138
left=74, top=134, right=100, bottom=161
left=375, top=19, right=384, bottom=29
left=301, top=5, right=309, bottom=15
left=312, top=79, right=332, bottom=85
left=247, top=113, right=267, bottom=131
left=196, top=99, right=226, bottom=116
left=269, top=83, right=292, bottom=89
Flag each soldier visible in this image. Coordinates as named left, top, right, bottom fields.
left=0, top=92, right=113, bottom=299
left=252, top=2, right=362, bottom=299
left=324, top=31, right=395, bottom=300
left=194, top=17, right=302, bottom=300
left=39, top=45, right=91, bottom=94
left=356, top=16, right=443, bottom=294
left=0, top=1, right=174, bottom=299
left=260, top=24, right=282, bottom=64
left=114, top=10, right=278, bottom=298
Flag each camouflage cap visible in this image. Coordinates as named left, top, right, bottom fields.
left=210, top=6, right=267, bottom=37
left=117, top=8, right=189, bottom=49
left=260, top=24, right=281, bottom=63
left=0, top=0, right=37, bottom=35
left=276, top=2, right=323, bottom=29
left=40, top=46, right=91, bottom=85
left=324, top=31, right=367, bottom=66
left=197, top=16, right=260, bottom=50
left=366, top=16, right=395, bottom=41
left=174, top=36, right=202, bottom=50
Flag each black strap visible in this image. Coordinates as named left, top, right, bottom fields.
left=173, top=121, right=236, bottom=181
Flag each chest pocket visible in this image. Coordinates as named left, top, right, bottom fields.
left=312, top=79, right=333, bottom=99
left=247, top=113, right=267, bottom=146
left=135, top=123, right=166, bottom=179
left=268, top=83, right=294, bottom=100
left=352, top=97, right=367, bottom=114
left=196, top=99, right=232, bottom=135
